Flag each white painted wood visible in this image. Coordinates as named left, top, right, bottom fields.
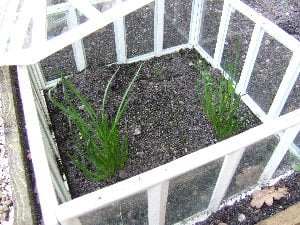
left=30, top=70, right=49, bottom=119
left=8, top=0, right=32, bottom=51
left=195, top=0, right=206, bottom=46
left=55, top=108, right=300, bottom=222
left=48, top=154, right=71, bottom=202
left=35, top=95, right=60, bottom=158
left=66, top=8, right=87, bottom=72
left=45, top=77, right=64, bottom=89
left=113, top=0, right=127, bottom=63
left=32, top=0, right=47, bottom=46
left=189, top=0, right=204, bottom=46
left=241, top=94, right=267, bottom=121
left=31, top=63, right=47, bottom=91
left=213, top=0, right=232, bottom=69
left=0, top=0, right=10, bottom=29
left=39, top=118, right=71, bottom=202
left=0, top=0, right=20, bottom=52
left=60, top=218, right=82, bottom=225
left=126, top=44, right=190, bottom=64
left=259, top=124, right=300, bottom=183
left=0, top=0, right=154, bottom=66
left=232, top=0, right=300, bottom=52
left=17, top=65, right=59, bottom=225
left=236, top=23, right=264, bottom=95
left=126, top=52, right=156, bottom=64
left=46, top=0, right=111, bottom=15
left=68, top=0, right=102, bottom=20
left=147, top=181, right=169, bottom=225
left=208, top=148, right=245, bottom=212
left=154, top=0, right=165, bottom=56
left=161, top=44, right=191, bottom=56
left=268, top=51, right=300, bottom=118
left=194, top=44, right=214, bottom=65
left=290, top=142, right=300, bottom=159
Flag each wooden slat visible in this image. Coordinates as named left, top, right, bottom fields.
left=55, top=108, right=300, bottom=222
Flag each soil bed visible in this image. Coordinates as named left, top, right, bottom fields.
left=46, top=49, right=261, bottom=198
left=196, top=172, right=300, bottom=225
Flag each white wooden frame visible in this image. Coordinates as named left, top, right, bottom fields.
left=9, top=0, right=300, bottom=224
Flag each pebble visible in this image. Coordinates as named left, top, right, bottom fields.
left=238, top=213, right=246, bottom=222
left=264, top=39, right=271, bottom=46
left=3, top=200, right=12, bottom=206
left=2, top=205, right=9, bottom=212
left=136, top=151, right=145, bottom=157
left=133, top=126, right=141, bottom=136
left=118, top=171, right=128, bottom=179
left=0, top=212, right=8, bottom=221
left=192, top=190, right=198, bottom=196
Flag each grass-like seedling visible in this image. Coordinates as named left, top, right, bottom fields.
left=294, top=164, right=300, bottom=171
left=49, top=65, right=142, bottom=181
left=196, top=51, right=243, bottom=140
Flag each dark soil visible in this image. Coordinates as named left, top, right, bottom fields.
left=242, top=0, right=300, bottom=41
left=39, top=0, right=300, bottom=224
left=45, top=49, right=261, bottom=198
left=196, top=172, right=300, bottom=225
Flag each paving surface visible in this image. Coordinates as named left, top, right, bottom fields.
left=0, top=67, right=36, bottom=225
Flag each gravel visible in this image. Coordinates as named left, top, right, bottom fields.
left=196, top=172, right=300, bottom=225
left=0, top=95, right=13, bottom=225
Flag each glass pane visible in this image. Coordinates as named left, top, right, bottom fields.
left=93, top=1, right=113, bottom=13
left=225, top=135, right=278, bottom=198
left=165, top=159, right=223, bottom=224
left=41, top=45, right=77, bottom=81
left=273, top=150, right=299, bottom=178
left=247, top=34, right=292, bottom=113
left=198, top=0, right=224, bottom=56
left=47, top=0, right=66, bottom=6
left=126, top=3, right=154, bottom=58
left=79, top=192, right=148, bottom=225
left=83, top=23, right=117, bottom=67
left=294, top=132, right=300, bottom=149
left=281, top=73, right=300, bottom=116
left=221, top=10, right=255, bottom=82
left=47, top=13, right=68, bottom=40
left=163, top=0, right=192, bottom=49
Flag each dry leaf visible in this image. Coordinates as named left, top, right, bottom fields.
left=250, top=186, right=288, bottom=209
left=264, top=195, right=273, bottom=206
left=250, top=197, right=264, bottom=208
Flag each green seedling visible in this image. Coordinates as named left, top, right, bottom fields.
left=196, top=46, right=244, bottom=140
left=49, top=65, right=142, bottom=181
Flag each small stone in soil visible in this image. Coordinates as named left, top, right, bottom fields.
left=118, top=171, right=128, bottom=179
left=133, top=126, right=141, bottom=136
left=238, top=213, right=246, bottom=222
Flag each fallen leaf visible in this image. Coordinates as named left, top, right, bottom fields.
left=264, top=195, right=273, bottom=206
left=250, top=186, right=289, bottom=209
left=250, top=197, right=264, bottom=209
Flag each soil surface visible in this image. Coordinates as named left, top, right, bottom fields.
left=1, top=0, right=297, bottom=224
left=242, top=0, right=300, bottom=41
left=45, top=49, right=261, bottom=198
left=196, top=172, right=300, bottom=225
